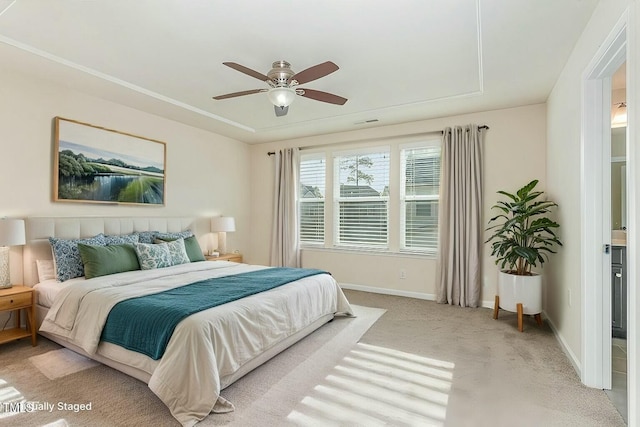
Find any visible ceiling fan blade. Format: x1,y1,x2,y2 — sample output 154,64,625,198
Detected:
299,88,348,105
291,61,339,85
274,105,289,117
212,89,266,100
223,62,269,81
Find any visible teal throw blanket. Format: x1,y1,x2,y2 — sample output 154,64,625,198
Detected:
101,267,327,360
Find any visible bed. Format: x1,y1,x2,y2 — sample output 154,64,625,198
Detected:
23,217,353,426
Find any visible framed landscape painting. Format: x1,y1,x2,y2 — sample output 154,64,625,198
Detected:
53,117,166,206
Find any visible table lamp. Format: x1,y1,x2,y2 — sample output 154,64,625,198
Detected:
0,218,26,289
210,216,235,255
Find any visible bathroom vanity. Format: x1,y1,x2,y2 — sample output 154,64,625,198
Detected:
612,244,626,339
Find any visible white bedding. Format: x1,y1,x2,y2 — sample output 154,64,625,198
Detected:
39,261,352,426
33,278,79,307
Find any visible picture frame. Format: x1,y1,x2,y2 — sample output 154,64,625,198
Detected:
53,117,166,206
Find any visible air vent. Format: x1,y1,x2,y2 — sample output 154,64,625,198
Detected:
354,119,379,125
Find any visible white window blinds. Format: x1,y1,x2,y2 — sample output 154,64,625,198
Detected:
334,149,390,248
299,154,326,243
401,143,441,252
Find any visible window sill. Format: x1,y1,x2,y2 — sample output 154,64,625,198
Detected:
300,245,436,260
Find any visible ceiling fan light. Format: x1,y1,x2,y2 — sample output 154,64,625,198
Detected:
268,87,296,107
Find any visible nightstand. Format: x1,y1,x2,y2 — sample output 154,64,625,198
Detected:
0,286,36,346
206,253,243,263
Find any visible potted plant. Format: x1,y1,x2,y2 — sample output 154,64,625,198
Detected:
486,179,562,330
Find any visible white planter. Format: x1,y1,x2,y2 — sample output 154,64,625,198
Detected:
497,271,542,315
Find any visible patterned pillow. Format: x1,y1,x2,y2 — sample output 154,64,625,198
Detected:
154,237,190,266
156,235,205,262
49,234,107,282
134,231,160,244
104,233,140,245
134,242,172,270
154,230,194,241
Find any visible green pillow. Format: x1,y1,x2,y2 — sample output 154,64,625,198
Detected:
156,235,205,262
77,243,141,279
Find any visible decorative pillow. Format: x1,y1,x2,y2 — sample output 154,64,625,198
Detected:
36,259,56,282
77,243,140,279
154,230,194,241
134,242,172,270
155,235,205,262
134,231,160,244
154,237,190,266
104,233,140,245
49,234,107,282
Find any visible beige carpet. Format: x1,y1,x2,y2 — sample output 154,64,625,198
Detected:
29,349,100,380
0,304,384,426
0,291,627,426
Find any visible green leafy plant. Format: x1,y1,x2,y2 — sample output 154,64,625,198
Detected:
486,179,562,276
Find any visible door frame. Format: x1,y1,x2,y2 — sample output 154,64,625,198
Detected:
581,9,637,425
581,15,625,390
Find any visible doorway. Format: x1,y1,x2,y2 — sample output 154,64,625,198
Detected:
580,15,636,427
580,22,624,391
605,62,627,422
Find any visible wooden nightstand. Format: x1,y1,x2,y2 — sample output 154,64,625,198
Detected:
206,253,243,263
0,286,36,346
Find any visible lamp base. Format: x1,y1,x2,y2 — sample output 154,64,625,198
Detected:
0,246,11,288
217,232,228,255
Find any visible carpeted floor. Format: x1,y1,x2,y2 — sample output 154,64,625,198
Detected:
0,290,627,426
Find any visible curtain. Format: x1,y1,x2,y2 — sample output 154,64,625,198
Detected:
436,125,485,307
270,148,301,267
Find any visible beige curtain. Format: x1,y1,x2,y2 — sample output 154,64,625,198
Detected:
436,125,485,307
270,148,301,267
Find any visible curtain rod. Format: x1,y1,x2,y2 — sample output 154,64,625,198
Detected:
267,124,489,156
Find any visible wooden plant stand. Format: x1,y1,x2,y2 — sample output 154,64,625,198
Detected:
493,295,543,332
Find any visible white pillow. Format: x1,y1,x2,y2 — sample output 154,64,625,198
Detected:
36,259,56,282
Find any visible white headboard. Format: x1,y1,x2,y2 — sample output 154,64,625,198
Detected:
23,216,210,287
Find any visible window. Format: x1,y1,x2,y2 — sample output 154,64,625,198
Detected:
401,143,441,252
334,149,390,248
297,138,441,255
299,154,326,243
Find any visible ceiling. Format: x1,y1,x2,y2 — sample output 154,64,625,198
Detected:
0,0,599,144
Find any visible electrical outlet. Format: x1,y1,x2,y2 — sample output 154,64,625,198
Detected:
399,269,406,279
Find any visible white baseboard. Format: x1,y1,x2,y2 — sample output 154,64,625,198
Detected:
543,310,582,376
339,284,582,376
339,282,436,301
339,283,495,309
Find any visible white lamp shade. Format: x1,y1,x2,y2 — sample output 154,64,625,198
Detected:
211,217,236,233
267,87,296,107
0,219,25,246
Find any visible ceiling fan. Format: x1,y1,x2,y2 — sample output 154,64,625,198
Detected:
212,60,348,117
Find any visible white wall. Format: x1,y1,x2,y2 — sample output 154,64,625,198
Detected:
250,104,546,306
546,0,632,370
0,68,251,284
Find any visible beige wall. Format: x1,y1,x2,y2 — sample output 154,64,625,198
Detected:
0,68,251,283
546,0,633,370
250,104,546,306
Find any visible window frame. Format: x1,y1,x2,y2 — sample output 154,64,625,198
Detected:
333,146,391,250
297,137,441,258
298,152,327,245
399,140,442,254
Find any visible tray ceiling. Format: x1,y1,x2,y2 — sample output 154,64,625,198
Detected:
0,0,599,143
